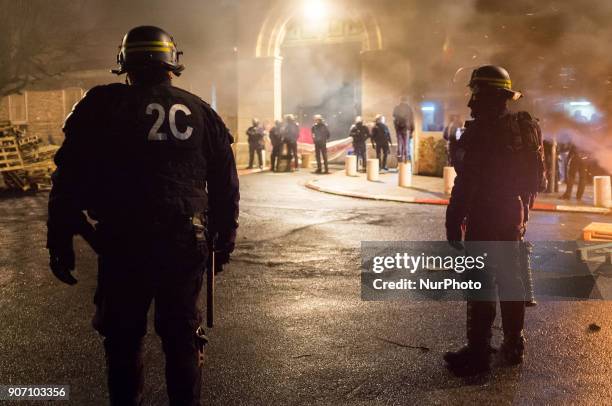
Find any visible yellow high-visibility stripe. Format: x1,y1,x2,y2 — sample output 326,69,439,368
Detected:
124,41,174,48
473,76,512,89
124,46,172,53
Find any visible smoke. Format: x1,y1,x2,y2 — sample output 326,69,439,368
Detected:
7,0,611,170
366,0,612,173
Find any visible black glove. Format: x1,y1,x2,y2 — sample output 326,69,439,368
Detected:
446,223,464,251
213,250,230,273
49,246,77,285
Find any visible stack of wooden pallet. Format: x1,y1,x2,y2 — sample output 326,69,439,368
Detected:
0,122,59,192
582,222,612,241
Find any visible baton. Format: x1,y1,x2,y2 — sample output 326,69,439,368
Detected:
207,246,215,328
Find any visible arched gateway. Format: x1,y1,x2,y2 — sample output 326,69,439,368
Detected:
235,1,411,165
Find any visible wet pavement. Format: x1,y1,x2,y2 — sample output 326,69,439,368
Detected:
0,169,611,405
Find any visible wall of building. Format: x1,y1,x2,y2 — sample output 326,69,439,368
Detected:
0,88,85,145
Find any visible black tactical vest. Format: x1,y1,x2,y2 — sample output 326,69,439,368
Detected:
63,81,210,222
459,111,545,198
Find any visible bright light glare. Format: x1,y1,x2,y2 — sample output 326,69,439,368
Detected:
303,0,328,21
421,106,435,112
569,101,591,106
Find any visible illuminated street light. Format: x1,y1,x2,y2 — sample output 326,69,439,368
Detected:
303,0,329,22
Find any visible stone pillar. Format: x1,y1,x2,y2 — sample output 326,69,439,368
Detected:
236,55,282,166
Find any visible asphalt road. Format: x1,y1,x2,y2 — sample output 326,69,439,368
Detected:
0,169,611,405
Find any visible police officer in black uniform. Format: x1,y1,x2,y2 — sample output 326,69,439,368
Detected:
283,114,300,170
46,26,239,405
349,116,370,172
246,118,265,169
444,65,545,376
311,114,330,174
371,114,392,171
269,119,283,172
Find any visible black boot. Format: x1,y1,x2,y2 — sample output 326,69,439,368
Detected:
161,333,204,406
444,301,495,376
104,337,145,406
444,345,492,375
500,336,525,366
500,301,526,366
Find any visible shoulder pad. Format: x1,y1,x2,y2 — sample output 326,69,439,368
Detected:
516,111,536,122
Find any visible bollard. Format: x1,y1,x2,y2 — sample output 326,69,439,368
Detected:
443,166,456,195
367,159,380,181
345,155,357,176
593,176,612,208
301,153,312,169
398,162,412,187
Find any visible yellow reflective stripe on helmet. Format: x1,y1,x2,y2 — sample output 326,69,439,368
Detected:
124,41,174,48
472,76,512,89
124,46,173,53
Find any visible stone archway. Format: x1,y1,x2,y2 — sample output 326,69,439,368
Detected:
235,1,407,166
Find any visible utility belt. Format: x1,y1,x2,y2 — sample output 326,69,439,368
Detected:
97,211,206,233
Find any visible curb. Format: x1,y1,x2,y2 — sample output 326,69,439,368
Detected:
237,168,268,176
305,179,611,215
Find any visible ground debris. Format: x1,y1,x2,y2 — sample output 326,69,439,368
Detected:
291,354,314,359
375,336,430,352
588,323,601,332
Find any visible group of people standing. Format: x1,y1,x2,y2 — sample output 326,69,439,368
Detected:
246,115,300,171
247,114,331,174
348,96,416,172
247,96,416,174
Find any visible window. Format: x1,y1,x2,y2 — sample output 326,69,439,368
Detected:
63,88,84,117
421,101,444,132
8,92,27,123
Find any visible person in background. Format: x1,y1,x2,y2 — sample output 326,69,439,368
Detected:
311,114,330,174
561,141,590,200
392,95,415,163
282,114,300,171
371,114,392,171
246,118,265,169
349,116,370,172
443,114,462,166
269,120,283,172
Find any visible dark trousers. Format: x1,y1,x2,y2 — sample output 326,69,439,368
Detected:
395,126,412,162
354,143,367,171
270,144,282,171
248,145,263,168
375,143,389,169
287,141,298,169
314,141,328,172
464,199,526,348
93,225,206,406
564,156,588,199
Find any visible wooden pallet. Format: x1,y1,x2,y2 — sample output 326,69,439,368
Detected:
2,170,30,191
0,136,24,171
583,222,612,241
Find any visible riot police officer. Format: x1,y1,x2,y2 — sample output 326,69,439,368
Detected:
246,117,265,169
371,114,392,171
311,114,330,174
46,26,240,405
444,65,545,375
349,116,370,172
283,114,300,170
269,119,283,172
